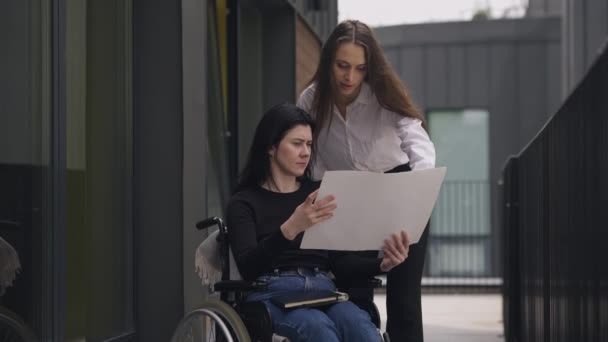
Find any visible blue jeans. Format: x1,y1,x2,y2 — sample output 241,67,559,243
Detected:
247,267,381,342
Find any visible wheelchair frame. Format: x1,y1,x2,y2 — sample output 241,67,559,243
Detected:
0,306,37,342
172,217,389,342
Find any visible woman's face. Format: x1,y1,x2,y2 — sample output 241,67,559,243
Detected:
269,124,312,178
332,42,367,103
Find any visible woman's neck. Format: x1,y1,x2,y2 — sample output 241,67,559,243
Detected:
262,172,299,193
335,87,361,117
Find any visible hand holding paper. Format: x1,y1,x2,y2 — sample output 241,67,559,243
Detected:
280,190,336,240
380,231,410,272
300,167,446,251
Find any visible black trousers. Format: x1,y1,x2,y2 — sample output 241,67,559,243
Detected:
385,163,428,342
386,224,428,342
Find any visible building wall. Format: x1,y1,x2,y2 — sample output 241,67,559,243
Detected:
133,0,186,340
295,16,321,99
375,17,561,275
527,0,562,17
563,0,608,96
237,3,296,170
237,1,326,172
291,0,338,41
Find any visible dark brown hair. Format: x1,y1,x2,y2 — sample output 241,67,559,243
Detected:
310,20,426,139
235,103,316,193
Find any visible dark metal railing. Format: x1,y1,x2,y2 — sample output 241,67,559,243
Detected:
423,180,501,288
502,44,608,341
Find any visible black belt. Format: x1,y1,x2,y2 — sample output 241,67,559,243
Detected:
272,266,328,274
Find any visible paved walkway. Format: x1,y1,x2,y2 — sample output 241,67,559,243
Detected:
374,293,505,342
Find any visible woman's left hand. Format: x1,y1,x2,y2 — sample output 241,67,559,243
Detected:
380,231,410,273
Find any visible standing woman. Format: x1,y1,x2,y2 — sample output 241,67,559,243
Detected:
297,20,436,342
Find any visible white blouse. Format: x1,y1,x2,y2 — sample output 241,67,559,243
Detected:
297,82,436,180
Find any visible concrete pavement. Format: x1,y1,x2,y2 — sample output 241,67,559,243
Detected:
374,293,504,341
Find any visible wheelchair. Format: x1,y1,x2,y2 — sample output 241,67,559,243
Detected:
0,307,37,342
0,236,37,342
171,217,389,342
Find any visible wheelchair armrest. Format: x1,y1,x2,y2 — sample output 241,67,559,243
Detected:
213,280,268,293
196,217,227,234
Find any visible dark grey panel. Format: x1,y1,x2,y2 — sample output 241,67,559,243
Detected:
571,0,587,86
517,43,547,145
290,0,337,41
488,44,519,266
466,45,489,107
262,7,295,108
383,47,400,71
585,0,608,66
425,46,448,109
0,1,34,164
181,0,207,313
133,0,184,340
447,46,466,108
563,0,608,95
547,42,562,116
527,0,562,17
238,9,264,170
489,44,519,174
399,47,426,107
376,17,561,47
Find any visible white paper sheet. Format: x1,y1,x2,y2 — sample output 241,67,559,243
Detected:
300,167,446,250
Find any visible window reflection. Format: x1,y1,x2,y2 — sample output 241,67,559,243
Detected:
65,0,134,339
0,0,51,335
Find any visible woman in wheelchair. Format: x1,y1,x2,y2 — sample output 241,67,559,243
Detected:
226,103,410,342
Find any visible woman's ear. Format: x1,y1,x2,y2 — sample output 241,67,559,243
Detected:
268,145,276,158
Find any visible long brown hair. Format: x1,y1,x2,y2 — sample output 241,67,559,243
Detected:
310,20,426,139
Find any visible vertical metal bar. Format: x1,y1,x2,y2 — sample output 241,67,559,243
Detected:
227,0,239,191
51,0,67,339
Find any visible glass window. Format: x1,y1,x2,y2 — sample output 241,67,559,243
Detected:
428,109,491,277
0,0,51,334
65,0,134,339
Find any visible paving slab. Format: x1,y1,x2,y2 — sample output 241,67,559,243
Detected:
374,293,505,341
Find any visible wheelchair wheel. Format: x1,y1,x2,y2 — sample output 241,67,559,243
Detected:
171,299,250,342
0,307,37,342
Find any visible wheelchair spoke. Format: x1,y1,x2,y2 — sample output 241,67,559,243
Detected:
172,299,250,342
0,310,36,342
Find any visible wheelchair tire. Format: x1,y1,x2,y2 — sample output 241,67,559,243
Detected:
0,306,37,342
171,299,251,342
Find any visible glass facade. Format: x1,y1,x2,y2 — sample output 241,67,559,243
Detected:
428,109,491,278
0,0,52,335
0,0,134,339
65,0,134,339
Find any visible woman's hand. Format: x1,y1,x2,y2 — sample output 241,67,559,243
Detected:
280,189,337,240
380,231,410,273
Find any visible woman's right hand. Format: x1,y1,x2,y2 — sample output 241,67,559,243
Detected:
280,189,337,240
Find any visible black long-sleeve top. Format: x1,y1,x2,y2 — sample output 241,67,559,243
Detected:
226,180,383,281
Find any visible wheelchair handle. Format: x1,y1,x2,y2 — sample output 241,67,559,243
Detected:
195,217,227,235
196,217,231,282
